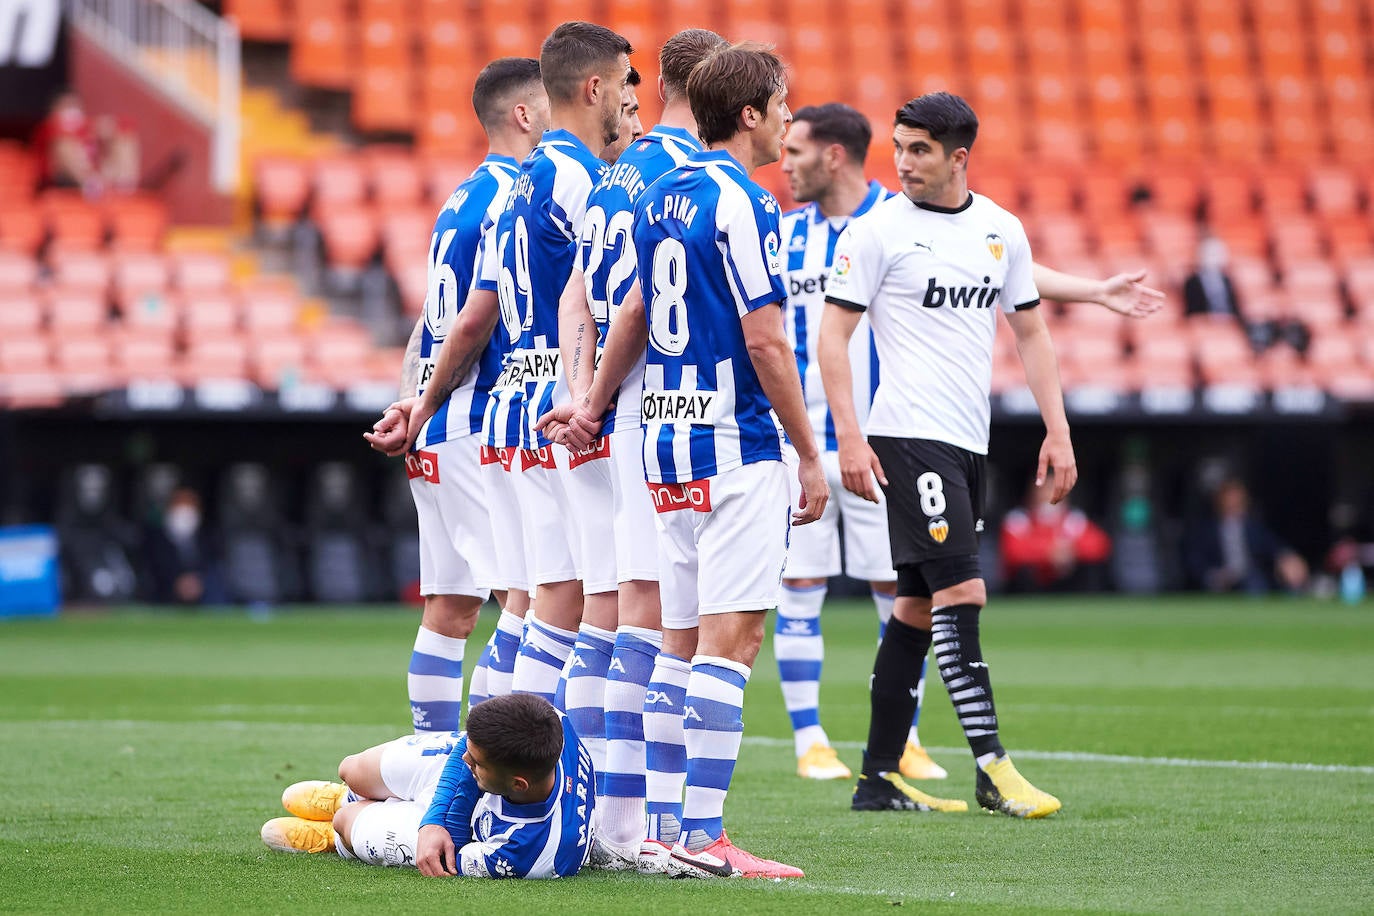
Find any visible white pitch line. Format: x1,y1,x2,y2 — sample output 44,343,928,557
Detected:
739,735,1374,775
12,720,1372,776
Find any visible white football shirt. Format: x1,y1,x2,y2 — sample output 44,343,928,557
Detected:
825,191,1039,454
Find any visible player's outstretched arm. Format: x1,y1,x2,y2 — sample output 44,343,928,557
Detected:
1007,307,1077,504
558,268,597,402
742,302,828,525
1032,263,1164,318
404,288,500,453
818,302,887,503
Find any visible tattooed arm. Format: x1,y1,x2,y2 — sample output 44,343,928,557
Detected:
403,288,501,453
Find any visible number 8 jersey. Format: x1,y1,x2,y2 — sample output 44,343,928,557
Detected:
630,149,788,484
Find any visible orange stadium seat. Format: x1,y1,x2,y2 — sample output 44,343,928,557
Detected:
255,156,312,229
50,251,111,293
1308,164,1360,217
114,332,178,381
53,334,116,393
310,154,369,220
359,1,411,70
0,141,38,203
1323,214,1374,265
240,279,302,335
0,202,46,255
0,335,51,374
111,253,171,313
604,0,655,55
181,291,243,340
43,195,106,251
481,13,535,60
0,294,43,335
226,0,291,42
103,193,169,252
353,65,417,134
317,206,381,271
366,152,424,208
173,252,233,293
291,0,354,90
46,288,110,333
0,251,39,290
119,289,179,334
252,336,310,387
181,336,252,383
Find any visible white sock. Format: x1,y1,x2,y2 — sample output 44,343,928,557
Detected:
408,626,464,733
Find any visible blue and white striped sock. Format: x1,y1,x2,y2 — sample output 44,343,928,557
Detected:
873,589,924,742
511,617,578,706
681,655,750,853
408,626,464,733
600,626,662,845
776,583,828,756
467,609,525,710
643,652,690,846
558,622,615,791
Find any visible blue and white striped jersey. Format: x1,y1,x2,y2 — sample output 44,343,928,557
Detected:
477,202,524,450
416,155,519,447
504,129,606,449
576,126,702,434
781,180,892,451
420,715,594,879
631,149,788,484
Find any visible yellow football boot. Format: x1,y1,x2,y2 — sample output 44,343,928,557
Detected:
975,755,1062,818
281,780,347,821
260,816,336,854
797,743,853,780
899,741,949,780
851,772,968,812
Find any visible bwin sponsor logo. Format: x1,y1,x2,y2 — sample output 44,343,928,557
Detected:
921,276,1001,309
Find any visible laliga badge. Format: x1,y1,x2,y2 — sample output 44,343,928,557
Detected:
928,516,950,543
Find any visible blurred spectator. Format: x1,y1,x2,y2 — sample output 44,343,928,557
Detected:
1000,479,1112,592
1183,236,1243,321
31,92,140,197
142,487,226,605
1183,478,1309,595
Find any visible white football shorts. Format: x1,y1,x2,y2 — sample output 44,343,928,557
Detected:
610,426,658,583
510,446,580,587
653,459,791,629
479,446,531,594
559,435,619,595
407,436,495,599
783,446,896,582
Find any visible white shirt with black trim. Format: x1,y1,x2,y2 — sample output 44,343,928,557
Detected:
825,190,1038,455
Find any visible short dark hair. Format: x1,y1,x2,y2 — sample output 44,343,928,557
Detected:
895,92,979,156
627,66,642,87
465,693,564,779
472,57,542,131
687,43,787,146
660,29,729,98
540,21,633,105
793,103,872,164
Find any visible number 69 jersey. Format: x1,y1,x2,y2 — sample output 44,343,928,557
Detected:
629,149,789,484
420,714,595,879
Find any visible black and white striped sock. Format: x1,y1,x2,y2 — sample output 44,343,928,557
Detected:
932,604,1005,761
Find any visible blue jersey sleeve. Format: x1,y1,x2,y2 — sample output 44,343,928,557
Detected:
718,183,786,316
419,734,480,847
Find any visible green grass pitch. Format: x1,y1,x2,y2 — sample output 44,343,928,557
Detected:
1,596,1370,914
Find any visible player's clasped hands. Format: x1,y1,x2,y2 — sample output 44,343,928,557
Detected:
535,401,604,451
363,398,417,457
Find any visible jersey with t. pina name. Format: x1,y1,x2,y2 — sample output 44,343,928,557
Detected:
781,179,892,451
631,148,788,484
505,129,605,449
577,126,702,434
825,191,1039,455
416,155,519,447
419,714,594,879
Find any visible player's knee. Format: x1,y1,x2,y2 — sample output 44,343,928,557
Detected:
332,802,361,853
337,752,363,786
932,578,986,608
421,594,483,637
783,576,827,589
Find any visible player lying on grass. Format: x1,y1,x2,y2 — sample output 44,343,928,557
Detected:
260,693,595,879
